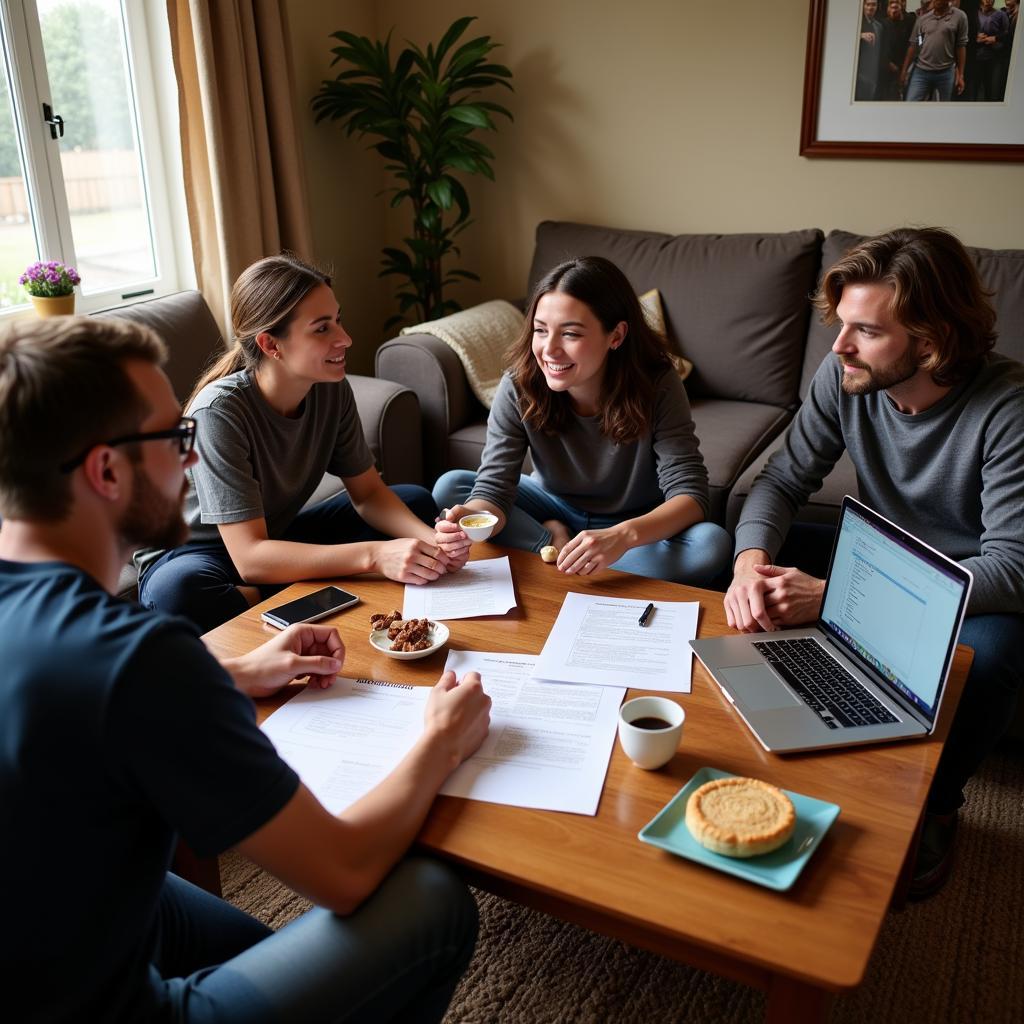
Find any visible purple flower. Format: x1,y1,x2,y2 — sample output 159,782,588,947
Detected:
19,258,81,298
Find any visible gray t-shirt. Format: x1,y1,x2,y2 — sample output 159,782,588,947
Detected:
137,370,374,573
470,370,710,519
915,8,968,70
735,353,1024,615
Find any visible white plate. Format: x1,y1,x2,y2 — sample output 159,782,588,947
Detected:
369,621,450,660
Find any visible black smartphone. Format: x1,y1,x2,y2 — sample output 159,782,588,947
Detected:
261,586,360,629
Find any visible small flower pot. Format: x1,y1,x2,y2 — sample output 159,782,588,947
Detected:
30,293,75,318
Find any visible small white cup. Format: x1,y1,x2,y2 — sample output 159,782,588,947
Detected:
618,696,685,770
458,511,498,541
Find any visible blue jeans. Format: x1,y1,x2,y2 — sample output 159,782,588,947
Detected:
140,485,438,633
905,64,955,102
433,470,733,587
779,523,1024,814
149,859,477,1023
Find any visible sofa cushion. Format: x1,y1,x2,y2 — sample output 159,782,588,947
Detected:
801,230,1024,398
96,290,223,403
689,399,793,525
527,221,823,409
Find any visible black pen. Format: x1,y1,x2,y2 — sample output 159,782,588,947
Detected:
638,602,654,627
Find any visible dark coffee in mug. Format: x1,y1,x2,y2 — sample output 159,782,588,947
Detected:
630,716,672,730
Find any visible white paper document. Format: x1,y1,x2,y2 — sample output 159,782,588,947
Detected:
403,555,516,620
533,592,699,693
261,677,429,814
441,650,624,815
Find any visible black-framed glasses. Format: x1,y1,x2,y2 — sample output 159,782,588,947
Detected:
59,417,197,473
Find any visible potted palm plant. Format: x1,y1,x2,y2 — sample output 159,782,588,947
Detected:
312,16,512,329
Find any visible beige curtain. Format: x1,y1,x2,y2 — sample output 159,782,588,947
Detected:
167,0,314,335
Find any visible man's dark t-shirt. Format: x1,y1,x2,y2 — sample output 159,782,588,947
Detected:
0,560,299,1021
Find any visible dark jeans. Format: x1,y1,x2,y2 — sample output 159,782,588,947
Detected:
149,861,477,1023
780,523,1024,814
140,485,438,633
973,58,1005,102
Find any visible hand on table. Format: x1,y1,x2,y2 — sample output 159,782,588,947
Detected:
724,559,825,633
556,526,629,575
424,670,491,770
372,537,448,584
227,623,345,698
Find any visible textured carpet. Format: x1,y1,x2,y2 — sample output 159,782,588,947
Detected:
221,741,1024,1022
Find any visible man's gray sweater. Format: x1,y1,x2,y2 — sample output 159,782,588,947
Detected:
734,354,1024,615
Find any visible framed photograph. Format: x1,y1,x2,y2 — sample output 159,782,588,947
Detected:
801,0,1024,160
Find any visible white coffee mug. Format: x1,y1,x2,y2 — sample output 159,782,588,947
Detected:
618,696,685,770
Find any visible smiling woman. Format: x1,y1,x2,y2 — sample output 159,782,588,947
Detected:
136,254,446,633
432,256,733,588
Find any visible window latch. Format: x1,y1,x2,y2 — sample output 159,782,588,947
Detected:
42,102,65,140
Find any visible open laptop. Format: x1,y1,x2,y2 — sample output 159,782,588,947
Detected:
691,496,972,753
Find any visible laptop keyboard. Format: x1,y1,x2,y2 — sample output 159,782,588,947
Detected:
751,638,899,730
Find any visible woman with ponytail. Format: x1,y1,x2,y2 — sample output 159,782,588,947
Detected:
138,254,448,631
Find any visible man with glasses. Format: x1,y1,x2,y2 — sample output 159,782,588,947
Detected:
0,316,490,1022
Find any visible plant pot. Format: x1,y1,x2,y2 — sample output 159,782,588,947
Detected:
30,293,76,318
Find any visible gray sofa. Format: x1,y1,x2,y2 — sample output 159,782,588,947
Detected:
95,290,423,595
376,221,1024,532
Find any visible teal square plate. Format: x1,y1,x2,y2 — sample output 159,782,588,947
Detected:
638,767,840,891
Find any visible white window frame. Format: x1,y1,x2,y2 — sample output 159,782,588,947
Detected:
0,0,191,317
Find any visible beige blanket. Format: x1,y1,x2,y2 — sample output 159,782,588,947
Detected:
402,300,524,409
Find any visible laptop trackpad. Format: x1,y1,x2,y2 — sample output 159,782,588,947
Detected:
721,666,802,710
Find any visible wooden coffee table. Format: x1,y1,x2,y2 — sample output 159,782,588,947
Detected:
203,543,970,1022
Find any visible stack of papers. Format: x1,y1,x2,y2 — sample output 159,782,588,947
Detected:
261,655,623,816
261,581,699,819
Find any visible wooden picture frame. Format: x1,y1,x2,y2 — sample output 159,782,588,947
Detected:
800,0,1024,161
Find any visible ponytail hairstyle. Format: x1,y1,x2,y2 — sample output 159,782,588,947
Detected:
508,256,674,443
187,253,331,409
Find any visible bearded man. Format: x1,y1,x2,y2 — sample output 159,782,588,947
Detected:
725,227,1024,900
0,315,489,1022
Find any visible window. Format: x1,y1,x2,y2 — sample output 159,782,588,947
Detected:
0,0,189,314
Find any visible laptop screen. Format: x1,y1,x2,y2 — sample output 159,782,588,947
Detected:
819,500,971,721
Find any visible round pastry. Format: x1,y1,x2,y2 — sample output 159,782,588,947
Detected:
685,777,795,858
540,545,558,563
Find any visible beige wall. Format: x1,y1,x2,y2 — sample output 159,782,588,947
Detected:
288,0,1024,360
285,0,384,373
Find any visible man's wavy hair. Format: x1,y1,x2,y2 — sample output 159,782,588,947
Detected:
508,256,674,443
815,227,997,386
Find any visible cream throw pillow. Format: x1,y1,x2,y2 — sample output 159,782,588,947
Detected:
638,288,693,381
402,288,692,410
